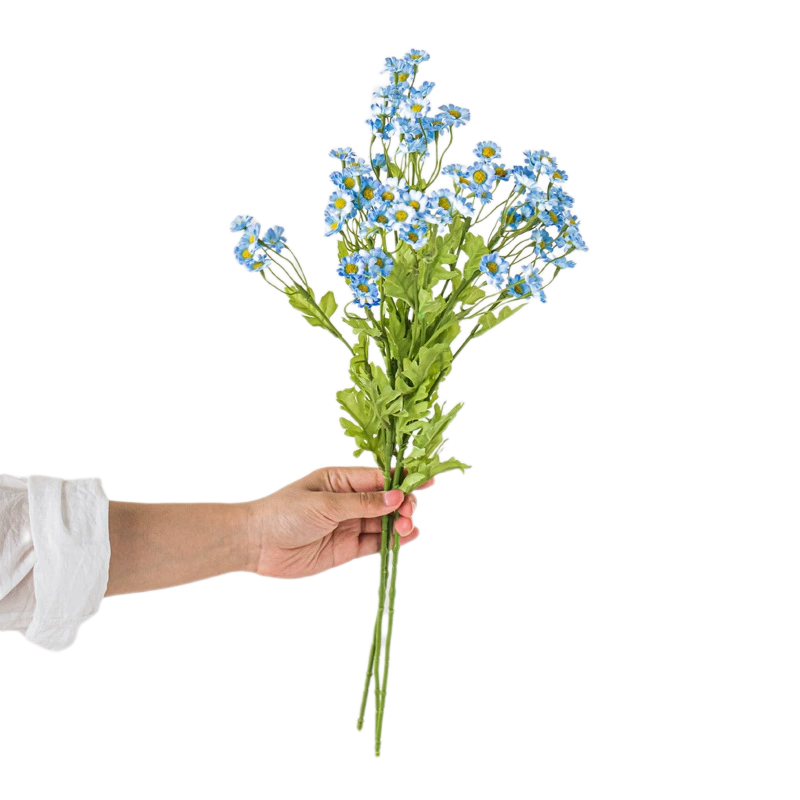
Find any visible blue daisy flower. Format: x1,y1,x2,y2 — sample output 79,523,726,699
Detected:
324,209,346,237
479,253,510,285
330,168,360,193
330,147,354,161
438,104,470,127
358,176,380,206
351,277,381,308
474,141,501,161
245,248,271,273
415,80,435,97
234,237,260,265
329,189,355,217
524,149,557,176
386,203,417,228
492,163,510,182
400,93,430,119
550,166,568,184
262,226,287,253
399,221,429,250
377,178,407,205
363,248,394,279
230,215,253,232
405,49,430,65
337,254,365,280
367,203,392,230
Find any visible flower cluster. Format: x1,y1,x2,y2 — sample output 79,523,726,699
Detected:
337,247,395,308
230,216,286,273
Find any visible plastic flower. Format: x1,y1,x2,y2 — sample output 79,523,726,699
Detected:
234,237,260,265
525,149,556,176
549,167,568,184
479,253,510,285
399,220,428,250
439,104,470,127
337,254,364,279
367,203,392,230
330,169,360,193
230,215,253,232
324,209,346,237
329,189,355,217
263,226,287,253
492,163,510,181
330,147,354,161
400,93,430,119
386,203,416,228
405,48,430,64
351,277,381,308
364,248,394,279
240,221,260,247
377,178,407,204
402,189,429,217
474,141,501,161
244,248,271,273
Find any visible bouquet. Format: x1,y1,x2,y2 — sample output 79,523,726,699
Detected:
229,48,586,755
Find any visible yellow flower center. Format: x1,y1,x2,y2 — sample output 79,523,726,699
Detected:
334,198,347,210
459,176,470,185
495,167,507,178
487,261,498,274
242,248,252,259
398,72,409,82
448,109,461,119
438,197,451,210
381,190,395,202
552,171,562,180
375,258,384,267
407,232,418,242
473,169,488,184
411,103,423,113
395,210,409,222
330,221,338,230
409,200,420,210
513,283,525,295
344,177,356,189
377,214,388,224
345,264,358,274
363,187,375,200
481,147,496,158
357,283,370,293
549,210,559,224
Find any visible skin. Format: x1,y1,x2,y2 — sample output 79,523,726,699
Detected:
104,466,432,596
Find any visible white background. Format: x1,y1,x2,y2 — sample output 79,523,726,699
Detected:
1,1,798,797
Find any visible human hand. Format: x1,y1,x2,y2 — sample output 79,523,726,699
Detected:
244,466,433,579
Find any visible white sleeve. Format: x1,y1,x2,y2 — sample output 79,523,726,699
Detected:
0,474,110,651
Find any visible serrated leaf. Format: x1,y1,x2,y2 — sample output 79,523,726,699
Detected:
474,304,524,337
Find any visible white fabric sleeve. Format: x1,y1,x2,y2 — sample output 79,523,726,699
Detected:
0,474,110,651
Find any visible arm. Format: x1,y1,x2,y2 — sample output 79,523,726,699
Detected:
105,466,428,596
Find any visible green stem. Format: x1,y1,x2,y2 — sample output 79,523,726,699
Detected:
375,439,406,756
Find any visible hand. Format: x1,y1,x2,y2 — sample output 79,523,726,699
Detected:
244,466,433,579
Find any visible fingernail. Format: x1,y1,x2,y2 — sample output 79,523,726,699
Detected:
384,489,404,506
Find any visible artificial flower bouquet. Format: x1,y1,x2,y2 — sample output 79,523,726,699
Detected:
229,48,586,756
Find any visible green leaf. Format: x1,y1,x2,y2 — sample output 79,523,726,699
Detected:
388,162,404,179
399,472,428,493
319,290,337,318
337,240,348,260
474,304,525,337
463,233,489,280
384,269,417,307
459,286,486,305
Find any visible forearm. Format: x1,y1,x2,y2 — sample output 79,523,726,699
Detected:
105,500,255,596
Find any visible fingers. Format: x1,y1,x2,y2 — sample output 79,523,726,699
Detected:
303,466,385,494
319,488,404,523
356,528,419,558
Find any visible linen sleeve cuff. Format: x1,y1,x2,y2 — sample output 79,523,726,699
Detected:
24,476,110,651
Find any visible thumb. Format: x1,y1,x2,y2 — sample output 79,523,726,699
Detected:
320,488,405,522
